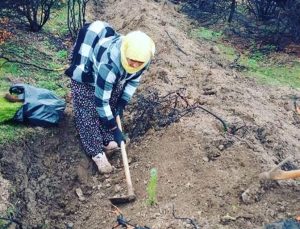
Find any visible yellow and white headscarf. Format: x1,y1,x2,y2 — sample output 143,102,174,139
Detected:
121,31,155,74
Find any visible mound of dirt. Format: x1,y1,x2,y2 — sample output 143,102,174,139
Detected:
0,0,299,228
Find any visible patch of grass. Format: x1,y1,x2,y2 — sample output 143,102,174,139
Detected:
190,25,300,88
247,61,300,88
190,27,223,41
217,44,237,62
0,97,22,123
233,49,300,88
56,50,68,60
0,124,25,144
0,61,20,76
0,122,41,145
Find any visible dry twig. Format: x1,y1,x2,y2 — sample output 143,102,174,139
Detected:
165,30,188,55
0,54,66,72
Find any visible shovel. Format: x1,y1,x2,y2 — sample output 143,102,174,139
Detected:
259,157,300,180
109,116,136,205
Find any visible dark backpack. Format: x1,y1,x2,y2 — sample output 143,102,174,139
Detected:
9,84,66,127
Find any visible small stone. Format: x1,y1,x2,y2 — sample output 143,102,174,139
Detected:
105,183,111,188
278,206,286,212
114,184,121,193
97,184,102,190
66,222,74,229
241,189,251,204
202,156,209,162
171,193,177,199
218,145,225,151
185,182,193,188
75,188,85,201
154,213,161,217
150,213,161,219
220,214,236,224
128,157,132,164
105,178,112,183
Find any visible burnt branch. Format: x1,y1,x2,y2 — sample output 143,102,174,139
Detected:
127,89,228,141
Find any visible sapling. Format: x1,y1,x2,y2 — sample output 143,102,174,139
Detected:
146,168,158,206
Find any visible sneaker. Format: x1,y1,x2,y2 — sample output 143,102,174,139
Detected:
92,153,113,174
103,141,120,157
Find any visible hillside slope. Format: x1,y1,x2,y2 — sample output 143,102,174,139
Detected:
0,0,299,228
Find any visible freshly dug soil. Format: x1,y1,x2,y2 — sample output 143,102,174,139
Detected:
0,0,299,228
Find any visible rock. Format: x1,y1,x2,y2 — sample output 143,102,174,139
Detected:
171,193,177,199
241,183,263,204
75,188,85,201
151,212,161,219
105,178,112,183
202,156,209,162
128,157,133,164
66,222,74,229
278,205,286,212
220,214,237,224
154,212,161,217
241,188,251,204
218,144,225,151
185,182,193,188
97,184,102,190
114,184,121,192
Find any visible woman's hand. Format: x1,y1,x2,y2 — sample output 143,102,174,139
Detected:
112,127,126,146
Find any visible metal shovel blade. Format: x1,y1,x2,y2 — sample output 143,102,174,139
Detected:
109,194,136,205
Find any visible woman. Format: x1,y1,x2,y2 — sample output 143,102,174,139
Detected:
65,21,155,174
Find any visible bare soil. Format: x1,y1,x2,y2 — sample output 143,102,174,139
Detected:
0,0,300,228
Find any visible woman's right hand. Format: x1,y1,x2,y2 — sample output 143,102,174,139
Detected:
112,127,126,146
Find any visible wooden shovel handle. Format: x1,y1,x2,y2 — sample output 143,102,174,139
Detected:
260,168,300,180
271,169,300,180
259,158,300,180
116,116,135,197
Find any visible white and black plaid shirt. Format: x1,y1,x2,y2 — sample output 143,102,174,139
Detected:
65,21,149,128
